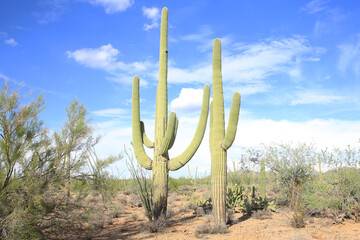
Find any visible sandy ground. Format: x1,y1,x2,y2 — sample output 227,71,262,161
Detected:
83,195,360,240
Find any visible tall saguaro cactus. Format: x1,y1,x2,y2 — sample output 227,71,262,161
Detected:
132,7,210,220
210,38,241,225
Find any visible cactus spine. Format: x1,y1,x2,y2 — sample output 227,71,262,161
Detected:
132,7,210,220
210,38,241,225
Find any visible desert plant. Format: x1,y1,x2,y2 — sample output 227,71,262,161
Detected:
194,223,229,238
226,184,274,213
252,208,272,220
260,158,266,199
132,7,210,220
210,38,241,224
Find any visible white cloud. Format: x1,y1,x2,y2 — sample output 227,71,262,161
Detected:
86,0,134,14
167,36,320,97
67,36,321,94
235,117,360,150
143,6,160,31
93,113,360,177
291,91,346,105
92,108,128,118
66,44,157,84
305,57,321,62
170,88,205,114
338,34,360,76
302,0,329,14
301,1,346,37
66,44,119,71
4,38,18,46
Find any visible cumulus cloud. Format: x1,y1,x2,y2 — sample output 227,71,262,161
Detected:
4,38,18,46
93,113,360,177
235,117,360,150
66,44,119,71
86,0,134,14
143,6,161,31
66,44,157,84
170,88,205,114
338,34,360,76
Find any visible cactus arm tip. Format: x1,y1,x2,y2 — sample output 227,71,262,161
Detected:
140,121,154,148
168,116,178,150
132,75,153,170
159,111,177,155
221,92,241,150
168,84,210,171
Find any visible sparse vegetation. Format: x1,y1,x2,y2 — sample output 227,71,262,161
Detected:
195,223,229,238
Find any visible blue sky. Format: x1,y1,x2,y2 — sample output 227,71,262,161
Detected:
1,0,360,177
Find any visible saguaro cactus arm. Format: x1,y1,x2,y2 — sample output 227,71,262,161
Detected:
140,121,154,148
212,38,225,143
168,116,178,150
221,92,241,150
159,112,177,155
168,84,210,171
132,75,153,170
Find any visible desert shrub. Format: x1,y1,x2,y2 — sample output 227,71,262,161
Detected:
262,142,317,227
128,194,142,207
169,177,192,192
141,214,169,233
166,208,176,218
129,213,139,221
125,148,154,221
194,223,229,238
0,82,121,239
253,208,272,220
116,193,128,205
176,184,196,196
168,192,178,204
303,146,360,222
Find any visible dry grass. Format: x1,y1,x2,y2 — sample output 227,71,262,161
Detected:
252,208,273,220
194,223,229,238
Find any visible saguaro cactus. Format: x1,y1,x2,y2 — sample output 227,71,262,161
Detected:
260,158,266,199
132,7,210,220
210,38,241,225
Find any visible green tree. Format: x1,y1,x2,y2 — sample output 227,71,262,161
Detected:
54,99,95,201
0,80,51,239
0,81,45,192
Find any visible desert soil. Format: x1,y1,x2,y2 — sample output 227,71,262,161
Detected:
55,194,360,240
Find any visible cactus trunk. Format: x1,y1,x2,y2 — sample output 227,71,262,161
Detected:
132,7,210,220
211,148,227,224
152,155,168,218
210,39,241,225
